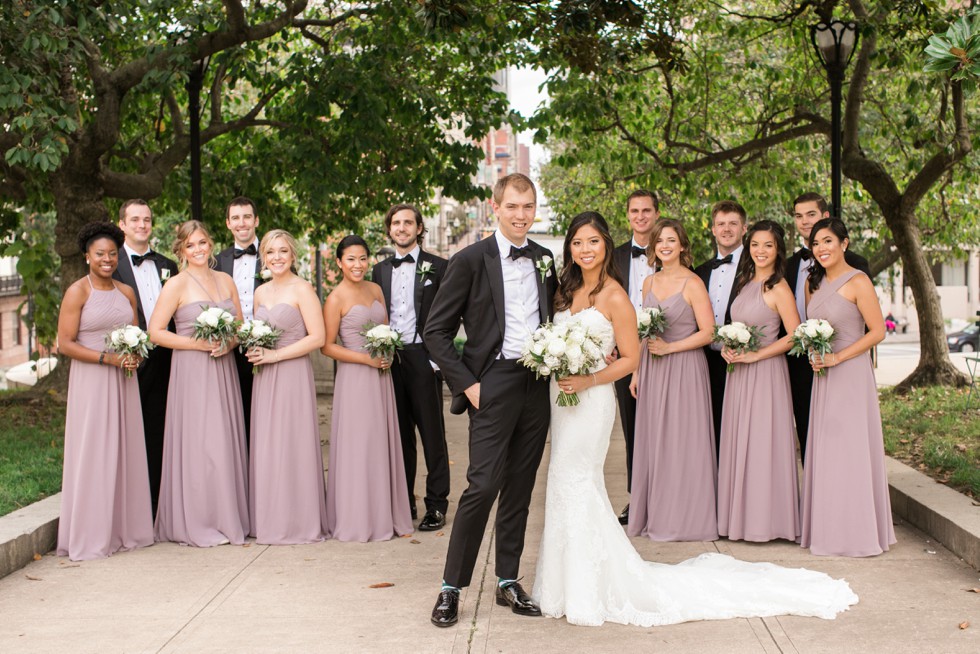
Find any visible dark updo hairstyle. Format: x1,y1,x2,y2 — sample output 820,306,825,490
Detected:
336,234,370,259
807,217,849,293
732,220,787,298
555,211,624,312
77,221,125,253
646,218,693,268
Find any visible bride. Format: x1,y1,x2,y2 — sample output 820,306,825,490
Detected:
531,211,858,627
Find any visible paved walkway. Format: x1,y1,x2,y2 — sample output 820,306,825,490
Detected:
1,355,978,653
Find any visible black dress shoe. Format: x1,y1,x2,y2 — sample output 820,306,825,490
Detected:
495,582,541,617
419,510,446,531
618,504,629,525
431,589,459,627
411,505,418,521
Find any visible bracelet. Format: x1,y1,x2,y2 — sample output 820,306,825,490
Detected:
98,351,106,366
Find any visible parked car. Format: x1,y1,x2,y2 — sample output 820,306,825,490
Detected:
947,323,979,353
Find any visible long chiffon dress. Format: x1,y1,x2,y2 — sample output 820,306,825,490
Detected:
248,303,328,544
154,298,250,547
57,280,154,560
325,300,413,542
717,281,800,542
801,269,896,556
628,282,718,541
533,308,858,627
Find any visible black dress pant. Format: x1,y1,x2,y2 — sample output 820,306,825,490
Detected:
703,347,726,461
232,348,253,452
786,353,813,464
391,345,450,515
442,360,550,588
136,345,172,516
613,376,636,491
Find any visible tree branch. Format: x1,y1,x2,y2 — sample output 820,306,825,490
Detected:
293,6,376,29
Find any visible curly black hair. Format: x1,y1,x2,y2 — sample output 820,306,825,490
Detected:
77,222,126,253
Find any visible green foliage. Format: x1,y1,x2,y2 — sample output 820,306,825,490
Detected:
924,10,980,81
0,212,60,347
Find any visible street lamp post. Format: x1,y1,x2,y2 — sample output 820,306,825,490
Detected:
186,56,210,223
810,20,859,219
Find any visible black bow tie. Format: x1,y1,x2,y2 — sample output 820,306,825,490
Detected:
509,245,532,261
233,244,257,259
800,248,813,261
707,253,734,270
391,253,415,268
131,252,152,267
631,245,647,259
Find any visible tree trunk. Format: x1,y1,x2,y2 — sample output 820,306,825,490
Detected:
886,208,969,391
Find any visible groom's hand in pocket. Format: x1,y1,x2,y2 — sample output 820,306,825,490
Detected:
465,383,481,410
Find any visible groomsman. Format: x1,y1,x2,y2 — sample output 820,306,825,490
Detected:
785,192,870,462
372,203,450,531
694,200,748,457
113,199,179,516
424,173,557,627
214,196,263,449
611,189,659,525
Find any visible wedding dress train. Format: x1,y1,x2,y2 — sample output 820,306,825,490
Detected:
531,308,858,627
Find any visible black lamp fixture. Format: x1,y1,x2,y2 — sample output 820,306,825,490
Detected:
187,54,211,223
810,20,859,219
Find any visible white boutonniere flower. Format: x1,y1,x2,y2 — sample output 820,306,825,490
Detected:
416,260,434,282
160,269,171,283
535,256,553,283
256,268,272,281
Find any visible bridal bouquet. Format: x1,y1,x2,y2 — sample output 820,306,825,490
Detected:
712,322,764,372
237,319,283,374
789,318,836,377
193,306,238,350
637,306,668,358
361,322,404,374
519,321,605,407
105,325,154,377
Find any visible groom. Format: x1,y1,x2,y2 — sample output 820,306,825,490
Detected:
423,173,557,627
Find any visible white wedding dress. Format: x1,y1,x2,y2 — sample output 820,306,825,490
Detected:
531,308,858,627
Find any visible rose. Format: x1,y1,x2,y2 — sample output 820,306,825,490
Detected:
200,311,220,328
816,321,834,338
803,322,818,338
122,325,142,347
546,338,567,356
160,269,171,282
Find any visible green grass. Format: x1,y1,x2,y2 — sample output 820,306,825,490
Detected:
879,386,980,499
0,391,65,516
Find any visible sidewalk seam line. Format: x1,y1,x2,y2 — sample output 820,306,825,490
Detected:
468,523,494,653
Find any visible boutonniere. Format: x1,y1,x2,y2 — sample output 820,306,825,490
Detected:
416,260,434,282
535,256,553,283
160,269,171,284
255,268,272,282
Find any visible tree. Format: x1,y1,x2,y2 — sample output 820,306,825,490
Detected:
533,0,979,389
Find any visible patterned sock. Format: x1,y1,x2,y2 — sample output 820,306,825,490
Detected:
441,581,459,593
498,578,517,588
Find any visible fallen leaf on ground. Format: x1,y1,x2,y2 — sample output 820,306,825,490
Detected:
955,443,967,452
32,553,42,561
410,539,421,544
959,621,969,630
899,439,909,444
400,534,412,538
25,575,41,581
242,543,251,548
369,582,395,589
965,588,980,593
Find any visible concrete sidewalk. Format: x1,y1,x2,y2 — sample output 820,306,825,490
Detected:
1,394,979,654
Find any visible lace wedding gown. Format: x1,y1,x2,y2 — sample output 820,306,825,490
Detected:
531,308,858,627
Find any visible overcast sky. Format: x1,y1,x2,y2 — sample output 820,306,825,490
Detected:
507,66,550,176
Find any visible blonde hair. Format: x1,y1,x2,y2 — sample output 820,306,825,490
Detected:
492,173,536,204
259,229,299,274
172,220,216,269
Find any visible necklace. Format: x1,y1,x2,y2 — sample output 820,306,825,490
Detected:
87,273,114,291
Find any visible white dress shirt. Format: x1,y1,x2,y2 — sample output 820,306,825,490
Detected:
123,243,162,322
629,238,655,310
494,230,540,360
232,239,258,320
795,253,813,321
708,245,743,350
389,245,421,344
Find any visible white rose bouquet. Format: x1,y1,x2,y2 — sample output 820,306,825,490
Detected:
789,318,836,377
193,306,238,350
237,319,283,374
519,321,605,407
104,325,154,377
360,322,405,374
712,322,764,372
637,306,668,358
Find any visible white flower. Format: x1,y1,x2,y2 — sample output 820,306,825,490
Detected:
122,325,142,347
546,338,567,356
566,343,583,362
110,330,124,346
816,321,834,338
260,268,272,281
544,354,560,368
803,321,818,338
735,326,751,343
200,311,220,328
539,365,551,376
160,269,170,281
531,342,545,356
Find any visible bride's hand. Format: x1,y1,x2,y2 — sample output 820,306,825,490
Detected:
557,374,593,394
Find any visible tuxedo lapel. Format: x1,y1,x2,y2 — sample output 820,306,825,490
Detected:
114,254,147,328
252,255,263,292
614,242,632,295
483,247,506,342
531,246,550,324
377,259,393,310
413,258,425,324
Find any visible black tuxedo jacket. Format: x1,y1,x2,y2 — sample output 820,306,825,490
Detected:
423,237,558,414
613,241,634,297
785,247,871,300
372,249,447,344
694,256,739,325
214,244,264,293
113,251,179,331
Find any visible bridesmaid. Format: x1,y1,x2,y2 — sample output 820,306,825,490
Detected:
245,229,328,544
148,220,249,547
717,221,802,542
56,222,154,560
801,218,895,556
628,219,718,541
321,235,413,542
